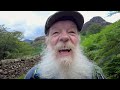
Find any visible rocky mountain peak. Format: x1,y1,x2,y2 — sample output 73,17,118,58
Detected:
89,16,106,23
81,16,112,32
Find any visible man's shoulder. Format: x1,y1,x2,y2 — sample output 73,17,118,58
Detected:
92,64,106,79
24,65,42,79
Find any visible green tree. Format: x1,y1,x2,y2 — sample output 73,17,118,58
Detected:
0,25,34,60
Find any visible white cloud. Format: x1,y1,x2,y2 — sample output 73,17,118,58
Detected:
0,11,47,40
0,11,44,27
79,11,108,23
105,13,120,23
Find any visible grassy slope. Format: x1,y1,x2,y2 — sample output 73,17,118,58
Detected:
81,20,120,79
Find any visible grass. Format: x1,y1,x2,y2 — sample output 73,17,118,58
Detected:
17,74,25,79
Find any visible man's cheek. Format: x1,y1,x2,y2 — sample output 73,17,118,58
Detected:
51,38,58,46
71,38,78,45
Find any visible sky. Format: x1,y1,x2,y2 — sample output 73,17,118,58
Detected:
0,11,120,40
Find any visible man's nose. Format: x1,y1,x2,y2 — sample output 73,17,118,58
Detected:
59,31,69,42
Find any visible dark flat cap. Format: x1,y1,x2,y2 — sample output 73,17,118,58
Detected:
45,11,84,35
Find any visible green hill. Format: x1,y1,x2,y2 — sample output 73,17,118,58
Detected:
81,20,120,79
31,36,45,56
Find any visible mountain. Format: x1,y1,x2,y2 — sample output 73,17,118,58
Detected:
31,36,45,47
30,36,46,55
23,39,33,44
34,36,45,43
81,16,112,35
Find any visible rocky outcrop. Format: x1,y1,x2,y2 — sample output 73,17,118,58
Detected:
34,36,45,43
81,16,112,32
0,55,41,79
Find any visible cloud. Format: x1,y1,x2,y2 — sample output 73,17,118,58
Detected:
0,11,48,40
79,11,109,23
24,26,45,40
105,13,120,23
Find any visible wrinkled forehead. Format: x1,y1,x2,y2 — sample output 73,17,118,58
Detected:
49,20,78,30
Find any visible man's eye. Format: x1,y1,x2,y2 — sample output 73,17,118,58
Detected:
69,31,75,33
53,32,59,35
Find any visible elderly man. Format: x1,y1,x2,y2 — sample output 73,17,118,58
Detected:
25,11,105,79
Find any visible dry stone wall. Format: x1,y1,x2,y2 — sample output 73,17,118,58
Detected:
0,55,41,79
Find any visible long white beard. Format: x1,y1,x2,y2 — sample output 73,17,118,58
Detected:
38,42,94,79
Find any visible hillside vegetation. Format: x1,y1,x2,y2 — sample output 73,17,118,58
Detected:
0,25,44,60
81,20,120,79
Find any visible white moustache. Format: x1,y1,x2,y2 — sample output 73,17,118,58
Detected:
54,42,75,51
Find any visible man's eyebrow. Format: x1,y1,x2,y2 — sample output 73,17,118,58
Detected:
50,26,58,30
49,27,60,33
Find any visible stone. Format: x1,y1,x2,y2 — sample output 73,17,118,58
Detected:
0,55,40,79
3,71,8,75
0,69,3,74
8,70,14,73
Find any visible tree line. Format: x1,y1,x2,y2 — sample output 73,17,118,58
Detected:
0,25,43,60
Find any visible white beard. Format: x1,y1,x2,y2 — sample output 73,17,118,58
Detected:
38,41,94,79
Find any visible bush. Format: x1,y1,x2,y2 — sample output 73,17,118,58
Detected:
81,20,120,79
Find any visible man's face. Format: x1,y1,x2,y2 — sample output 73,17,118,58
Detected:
40,20,93,78
46,20,80,60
